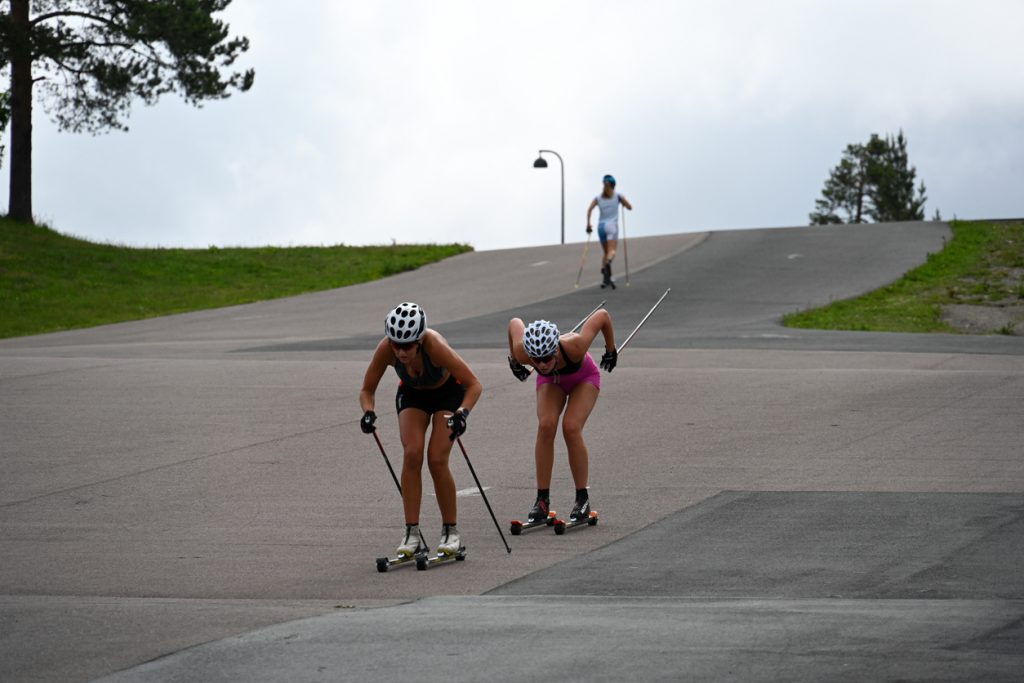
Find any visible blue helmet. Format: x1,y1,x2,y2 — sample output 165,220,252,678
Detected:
602,174,616,187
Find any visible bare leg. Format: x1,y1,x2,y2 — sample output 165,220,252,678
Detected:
426,411,458,524
562,383,600,489
535,384,567,489
398,408,430,524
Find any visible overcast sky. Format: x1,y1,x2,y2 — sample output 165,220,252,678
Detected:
5,0,1023,251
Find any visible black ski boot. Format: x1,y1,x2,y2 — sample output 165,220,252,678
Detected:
569,496,592,522
601,263,616,290
510,495,556,534
553,493,598,534
528,497,551,524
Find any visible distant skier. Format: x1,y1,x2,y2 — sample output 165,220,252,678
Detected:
359,302,482,559
586,174,633,288
506,310,617,527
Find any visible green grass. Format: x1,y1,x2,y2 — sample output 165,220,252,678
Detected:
0,216,471,339
783,220,1024,333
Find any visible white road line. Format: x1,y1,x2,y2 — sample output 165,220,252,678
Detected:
430,487,491,498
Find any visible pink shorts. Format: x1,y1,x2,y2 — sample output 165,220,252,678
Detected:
536,352,601,393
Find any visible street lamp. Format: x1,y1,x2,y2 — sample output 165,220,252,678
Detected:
533,149,564,244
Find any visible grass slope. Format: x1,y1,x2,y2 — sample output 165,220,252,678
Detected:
0,217,471,339
783,220,1024,333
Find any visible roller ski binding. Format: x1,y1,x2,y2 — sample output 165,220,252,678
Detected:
510,498,557,535
553,497,598,535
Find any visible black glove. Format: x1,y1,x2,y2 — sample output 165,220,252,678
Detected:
600,349,618,372
360,410,377,434
447,409,468,441
586,224,593,234
508,355,531,381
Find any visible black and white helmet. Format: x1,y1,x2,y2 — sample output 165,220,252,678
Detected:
523,320,560,358
385,302,427,343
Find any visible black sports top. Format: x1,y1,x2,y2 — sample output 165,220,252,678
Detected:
394,345,448,388
536,342,583,377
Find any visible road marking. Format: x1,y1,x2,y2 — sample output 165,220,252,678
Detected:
530,261,550,267
787,253,803,260
428,487,491,498
457,486,490,497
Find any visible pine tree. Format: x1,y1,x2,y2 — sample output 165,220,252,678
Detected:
809,143,869,225
810,131,927,225
1,0,254,223
866,131,927,222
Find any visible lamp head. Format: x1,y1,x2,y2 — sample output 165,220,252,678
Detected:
533,156,548,168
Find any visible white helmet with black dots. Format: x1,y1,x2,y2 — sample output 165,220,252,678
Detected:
385,302,427,343
523,320,560,358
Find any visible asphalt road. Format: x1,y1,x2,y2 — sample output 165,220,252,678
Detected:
1,222,1022,682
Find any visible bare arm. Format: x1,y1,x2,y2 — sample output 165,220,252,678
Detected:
507,318,532,364
619,194,633,211
563,309,615,358
586,198,599,229
423,331,482,413
359,338,393,413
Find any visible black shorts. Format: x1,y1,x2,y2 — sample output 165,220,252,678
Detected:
395,375,465,416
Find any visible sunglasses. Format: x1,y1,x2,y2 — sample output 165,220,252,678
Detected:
531,354,555,364
390,340,418,351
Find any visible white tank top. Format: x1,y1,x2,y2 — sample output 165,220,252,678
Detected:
595,192,620,224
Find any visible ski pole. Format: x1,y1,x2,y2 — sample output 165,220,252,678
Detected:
371,430,430,549
570,299,606,333
617,288,670,354
621,206,630,287
574,232,592,288
372,431,402,494
455,437,512,554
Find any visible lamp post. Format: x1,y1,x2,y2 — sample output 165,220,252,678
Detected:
533,149,564,244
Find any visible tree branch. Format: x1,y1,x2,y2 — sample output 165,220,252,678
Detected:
31,10,128,33
61,39,137,51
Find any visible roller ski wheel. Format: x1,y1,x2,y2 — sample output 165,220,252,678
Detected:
553,510,598,535
510,510,557,535
375,549,427,572
416,545,467,570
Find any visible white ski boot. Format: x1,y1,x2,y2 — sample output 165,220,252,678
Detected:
397,524,427,558
437,524,463,556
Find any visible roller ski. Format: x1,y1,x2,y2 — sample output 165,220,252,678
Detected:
553,497,598,535
416,524,467,570
376,524,430,573
510,498,557,535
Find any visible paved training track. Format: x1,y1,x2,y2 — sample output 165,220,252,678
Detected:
1,222,1022,682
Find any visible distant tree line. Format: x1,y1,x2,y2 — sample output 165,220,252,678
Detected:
810,131,927,225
